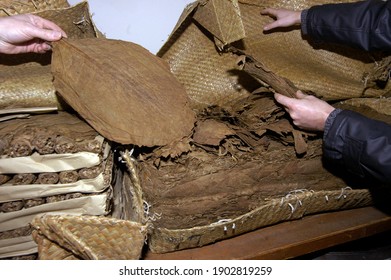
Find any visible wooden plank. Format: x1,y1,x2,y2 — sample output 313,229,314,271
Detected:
144,207,391,260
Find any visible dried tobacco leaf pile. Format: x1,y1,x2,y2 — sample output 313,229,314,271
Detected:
136,93,391,253
130,0,391,253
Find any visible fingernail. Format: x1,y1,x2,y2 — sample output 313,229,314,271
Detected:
43,43,52,51
52,31,62,39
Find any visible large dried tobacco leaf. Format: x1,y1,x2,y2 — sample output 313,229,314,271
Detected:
52,38,196,146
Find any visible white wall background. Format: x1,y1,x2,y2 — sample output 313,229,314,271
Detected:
67,0,194,54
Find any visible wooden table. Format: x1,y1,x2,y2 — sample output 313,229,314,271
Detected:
144,206,391,260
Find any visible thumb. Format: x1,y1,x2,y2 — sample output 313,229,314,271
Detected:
263,21,281,31
28,26,63,42
274,92,293,107
294,90,307,99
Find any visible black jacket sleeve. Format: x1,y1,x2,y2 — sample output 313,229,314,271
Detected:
323,109,391,184
301,0,391,51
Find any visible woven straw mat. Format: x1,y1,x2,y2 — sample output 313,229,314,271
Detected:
0,1,101,113
158,0,391,112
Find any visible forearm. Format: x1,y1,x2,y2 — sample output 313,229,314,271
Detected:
323,109,391,183
302,0,391,51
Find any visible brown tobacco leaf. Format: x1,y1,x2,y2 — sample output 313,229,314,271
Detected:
51,38,196,146
193,119,235,146
262,119,309,155
236,52,298,98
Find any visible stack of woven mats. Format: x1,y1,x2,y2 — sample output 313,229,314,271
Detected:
1,0,391,260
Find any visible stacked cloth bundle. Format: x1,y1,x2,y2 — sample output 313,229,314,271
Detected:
0,0,109,259
0,112,113,259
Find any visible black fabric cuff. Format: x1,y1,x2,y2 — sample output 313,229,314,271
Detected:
301,9,309,35
323,108,342,142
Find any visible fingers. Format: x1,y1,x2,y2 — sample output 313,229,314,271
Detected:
261,8,279,31
261,8,302,32
260,8,278,17
29,15,67,38
294,90,307,99
27,26,63,42
274,92,294,108
20,14,66,43
263,21,281,32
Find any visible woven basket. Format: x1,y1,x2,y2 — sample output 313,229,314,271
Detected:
32,215,147,260
158,0,391,111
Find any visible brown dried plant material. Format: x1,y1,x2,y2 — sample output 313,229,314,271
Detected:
9,132,35,157
8,173,36,185
0,0,69,16
78,165,102,180
0,112,101,156
24,198,45,209
0,226,32,240
51,38,196,146
0,2,101,114
236,53,298,98
76,139,102,154
0,201,24,212
0,174,11,185
0,136,10,155
193,119,235,146
32,130,56,155
35,173,59,184
59,170,79,184
54,135,77,154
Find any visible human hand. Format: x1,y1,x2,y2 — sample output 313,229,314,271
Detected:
0,14,66,54
274,91,335,131
261,8,302,31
